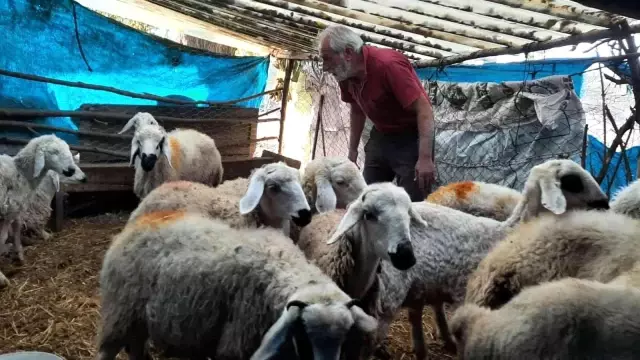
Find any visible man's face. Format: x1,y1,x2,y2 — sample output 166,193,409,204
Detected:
320,38,355,82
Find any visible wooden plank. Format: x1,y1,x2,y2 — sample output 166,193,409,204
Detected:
260,150,301,169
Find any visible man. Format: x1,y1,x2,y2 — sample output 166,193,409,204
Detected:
316,25,437,201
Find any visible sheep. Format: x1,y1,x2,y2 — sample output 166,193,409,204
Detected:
0,134,87,288
464,207,640,311
450,277,640,359
16,153,83,246
123,116,223,199
126,161,312,236
426,181,522,221
426,159,609,222
117,112,159,134
322,159,610,360
610,178,640,220
301,156,367,214
296,183,422,358
95,209,379,360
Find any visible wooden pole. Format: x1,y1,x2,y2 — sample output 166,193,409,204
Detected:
0,68,278,107
311,94,325,160
414,22,640,68
278,60,295,155
0,120,132,140
0,108,280,124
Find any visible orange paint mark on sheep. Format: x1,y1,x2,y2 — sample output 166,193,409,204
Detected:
134,209,187,229
169,136,181,171
426,181,477,204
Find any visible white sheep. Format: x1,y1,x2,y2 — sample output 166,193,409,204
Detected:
126,161,312,236
451,277,640,359
324,159,610,359
301,156,367,213
464,207,640,311
426,159,610,222
0,134,87,288
95,209,378,360
426,181,522,221
122,115,224,199
16,153,84,246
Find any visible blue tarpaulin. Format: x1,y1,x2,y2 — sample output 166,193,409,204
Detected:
416,57,626,99
581,135,640,197
0,0,270,145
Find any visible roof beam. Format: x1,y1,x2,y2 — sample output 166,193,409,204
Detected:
414,20,640,68
244,0,505,50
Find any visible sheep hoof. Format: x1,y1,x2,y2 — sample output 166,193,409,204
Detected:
372,343,392,360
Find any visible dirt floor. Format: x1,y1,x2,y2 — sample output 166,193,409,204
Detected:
0,213,455,360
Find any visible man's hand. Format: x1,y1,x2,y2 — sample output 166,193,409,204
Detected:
348,148,358,164
415,156,436,193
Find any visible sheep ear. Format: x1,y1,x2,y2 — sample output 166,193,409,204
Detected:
161,137,173,169
130,141,140,167
315,176,337,213
538,176,566,215
349,304,378,333
327,197,363,244
72,152,80,163
250,304,302,360
409,205,428,229
51,172,60,192
239,169,266,215
33,149,46,178
119,114,141,134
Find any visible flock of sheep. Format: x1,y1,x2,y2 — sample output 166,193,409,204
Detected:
2,111,640,359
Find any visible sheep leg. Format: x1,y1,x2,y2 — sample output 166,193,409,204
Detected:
408,306,427,360
11,220,24,265
433,303,456,353
95,343,121,360
0,270,9,288
126,340,152,360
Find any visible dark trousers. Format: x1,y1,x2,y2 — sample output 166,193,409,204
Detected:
363,127,427,202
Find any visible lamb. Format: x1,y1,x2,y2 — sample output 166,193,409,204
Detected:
450,277,640,359
122,114,223,199
0,134,87,288
426,181,522,221
322,159,610,359
16,153,84,246
464,207,640,311
95,209,378,360
126,161,312,236
301,156,367,213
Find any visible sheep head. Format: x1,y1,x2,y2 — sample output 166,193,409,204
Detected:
513,159,609,222
130,124,172,172
314,157,367,213
239,162,312,227
326,182,425,271
250,284,377,360
29,135,87,184
118,112,159,134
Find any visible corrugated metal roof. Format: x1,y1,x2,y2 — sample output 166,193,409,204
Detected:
145,0,640,62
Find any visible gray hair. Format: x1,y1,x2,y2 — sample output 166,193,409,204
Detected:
317,25,364,54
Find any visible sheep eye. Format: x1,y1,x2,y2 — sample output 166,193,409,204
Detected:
363,211,377,221
335,179,346,186
268,184,281,193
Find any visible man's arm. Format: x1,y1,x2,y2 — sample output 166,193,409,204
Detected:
410,95,435,162
349,103,366,159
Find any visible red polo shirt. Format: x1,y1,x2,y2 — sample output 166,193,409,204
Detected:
338,45,430,134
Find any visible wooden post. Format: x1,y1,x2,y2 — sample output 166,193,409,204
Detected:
278,60,295,155
581,124,588,169
311,94,325,160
